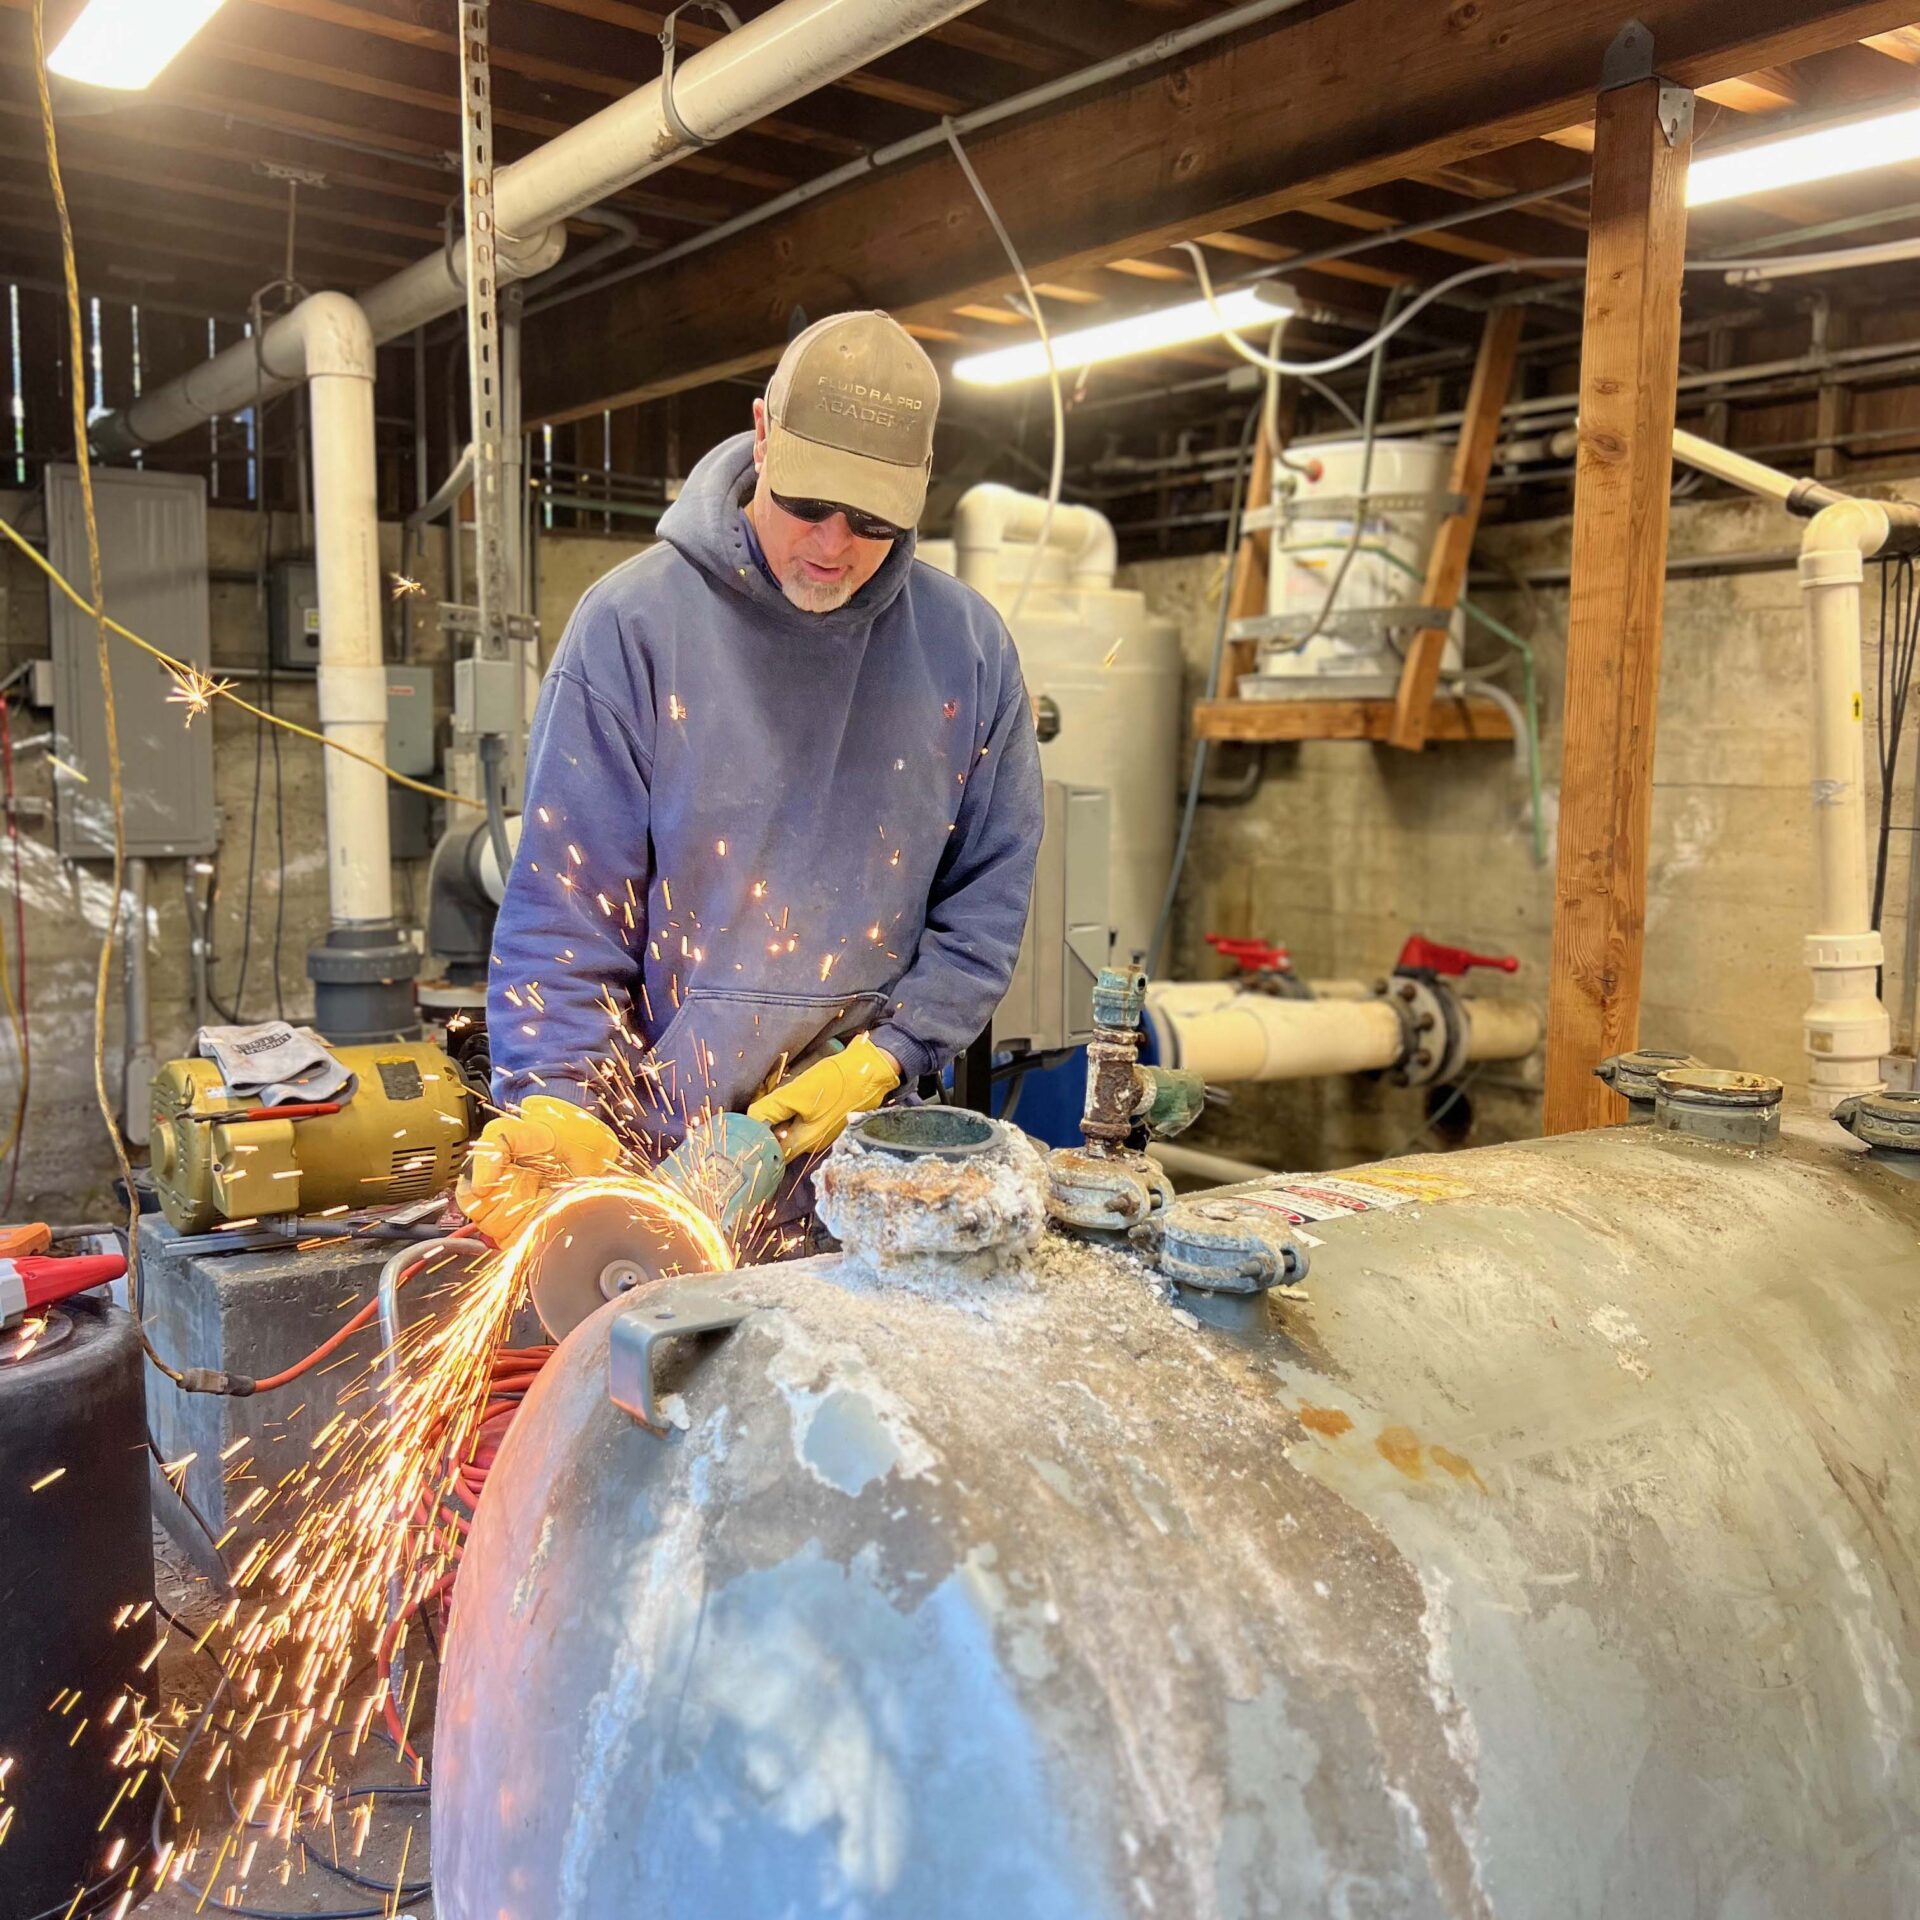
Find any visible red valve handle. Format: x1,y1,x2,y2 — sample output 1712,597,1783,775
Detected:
7,1253,128,1312
1206,933,1293,974
1395,935,1520,978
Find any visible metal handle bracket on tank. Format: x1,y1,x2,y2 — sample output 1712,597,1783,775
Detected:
608,1285,752,1428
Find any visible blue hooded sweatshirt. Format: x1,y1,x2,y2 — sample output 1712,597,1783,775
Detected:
488,430,1044,1158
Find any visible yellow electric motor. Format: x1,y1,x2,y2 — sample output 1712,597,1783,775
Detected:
148,1040,474,1233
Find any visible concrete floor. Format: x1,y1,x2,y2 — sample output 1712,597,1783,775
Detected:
134,1525,437,1919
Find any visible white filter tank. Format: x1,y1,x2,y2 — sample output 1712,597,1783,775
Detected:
926,492,1180,959
1257,437,1462,698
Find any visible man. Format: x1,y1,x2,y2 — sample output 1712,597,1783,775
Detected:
458,311,1043,1245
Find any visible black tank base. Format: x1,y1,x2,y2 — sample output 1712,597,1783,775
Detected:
0,1299,159,1918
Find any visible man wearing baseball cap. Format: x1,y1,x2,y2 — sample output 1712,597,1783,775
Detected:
462,311,1043,1243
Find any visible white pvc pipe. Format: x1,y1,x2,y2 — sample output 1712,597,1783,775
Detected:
304,295,393,926
1146,1140,1279,1187
1148,983,1543,1082
1462,996,1545,1062
1670,427,1800,508
1153,994,1407,1082
92,0,985,458
952,484,1119,596
1799,498,1895,1106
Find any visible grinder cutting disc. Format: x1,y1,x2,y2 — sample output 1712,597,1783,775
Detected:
526,1187,722,1341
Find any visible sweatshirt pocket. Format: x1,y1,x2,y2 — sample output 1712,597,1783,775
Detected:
629,986,890,1145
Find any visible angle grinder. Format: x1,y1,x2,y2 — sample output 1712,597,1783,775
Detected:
526,1111,784,1340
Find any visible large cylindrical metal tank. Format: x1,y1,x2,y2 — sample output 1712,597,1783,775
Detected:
0,1299,158,1918
921,524,1181,957
433,1114,1920,1918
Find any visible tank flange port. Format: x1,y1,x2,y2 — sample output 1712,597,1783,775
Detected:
818,1112,1049,1279
1046,1144,1173,1234
1132,1193,1310,1298
1833,1087,1920,1154
1596,1048,1706,1110
1652,1066,1784,1147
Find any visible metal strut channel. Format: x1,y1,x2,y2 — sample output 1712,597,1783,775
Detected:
458,2,510,670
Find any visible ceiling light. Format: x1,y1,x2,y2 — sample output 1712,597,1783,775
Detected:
48,0,228,91
952,285,1294,387
1688,102,1920,208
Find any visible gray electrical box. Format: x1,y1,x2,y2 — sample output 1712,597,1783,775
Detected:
269,558,321,672
47,464,217,858
385,668,438,860
997,781,1110,1054
384,669,436,777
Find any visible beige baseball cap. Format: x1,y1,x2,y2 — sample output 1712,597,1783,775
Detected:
763,311,940,531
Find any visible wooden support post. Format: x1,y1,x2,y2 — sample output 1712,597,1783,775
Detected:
1388,306,1526,749
1223,412,1275,696
1543,76,1694,1134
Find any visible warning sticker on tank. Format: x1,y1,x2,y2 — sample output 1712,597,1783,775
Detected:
1227,1167,1469,1241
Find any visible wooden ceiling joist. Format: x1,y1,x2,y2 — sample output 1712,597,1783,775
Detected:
525,0,1920,424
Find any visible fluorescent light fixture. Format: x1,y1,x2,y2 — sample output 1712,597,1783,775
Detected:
48,0,227,91
1688,102,1920,209
952,285,1294,387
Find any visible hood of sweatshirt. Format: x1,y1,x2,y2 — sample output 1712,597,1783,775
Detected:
656,429,918,638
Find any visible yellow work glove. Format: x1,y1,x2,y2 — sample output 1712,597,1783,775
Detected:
746,1035,902,1162
456,1094,623,1244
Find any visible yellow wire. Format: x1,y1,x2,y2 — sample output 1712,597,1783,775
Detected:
0,516,484,812
33,0,151,1356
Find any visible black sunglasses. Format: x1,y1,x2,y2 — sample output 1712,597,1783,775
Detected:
769,490,906,543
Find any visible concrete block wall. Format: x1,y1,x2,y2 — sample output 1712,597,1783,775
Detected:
1121,476,1919,1174
0,491,651,1219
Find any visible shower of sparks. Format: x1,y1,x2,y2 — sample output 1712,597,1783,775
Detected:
42,1146,735,1913
389,574,426,600
162,660,237,728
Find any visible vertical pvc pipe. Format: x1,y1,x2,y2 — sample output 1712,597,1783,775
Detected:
304,297,393,927
1799,499,1895,1105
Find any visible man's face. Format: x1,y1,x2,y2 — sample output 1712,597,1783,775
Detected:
748,398,897,613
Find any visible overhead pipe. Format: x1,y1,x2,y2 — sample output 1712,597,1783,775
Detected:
90,0,989,459
951,485,1118,596
526,0,1326,317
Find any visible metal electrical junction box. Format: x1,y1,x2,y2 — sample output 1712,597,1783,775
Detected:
997,781,1109,1055
46,465,217,858
268,558,321,672
385,668,438,859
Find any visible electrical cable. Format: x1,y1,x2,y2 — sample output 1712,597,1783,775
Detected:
1386,1064,1484,1160
942,119,1064,622
0,518,482,812
1148,395,1265,975
1288,285,1405,653
1180,236,1920,381
477,731,515,883
1872,553,1920,947
0,693,26,1209
28,0,163,1390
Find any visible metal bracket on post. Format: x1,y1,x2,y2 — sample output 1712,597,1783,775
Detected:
1597,21,1692,146
607,1286,751,1428
1599,19,1654,90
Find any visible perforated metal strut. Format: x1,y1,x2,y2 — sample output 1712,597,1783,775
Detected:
459,3,510,671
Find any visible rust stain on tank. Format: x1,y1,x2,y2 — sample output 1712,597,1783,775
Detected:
1376,1425,1426,1478
1297,1403,1353,1438
1430,1444,1488,1494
